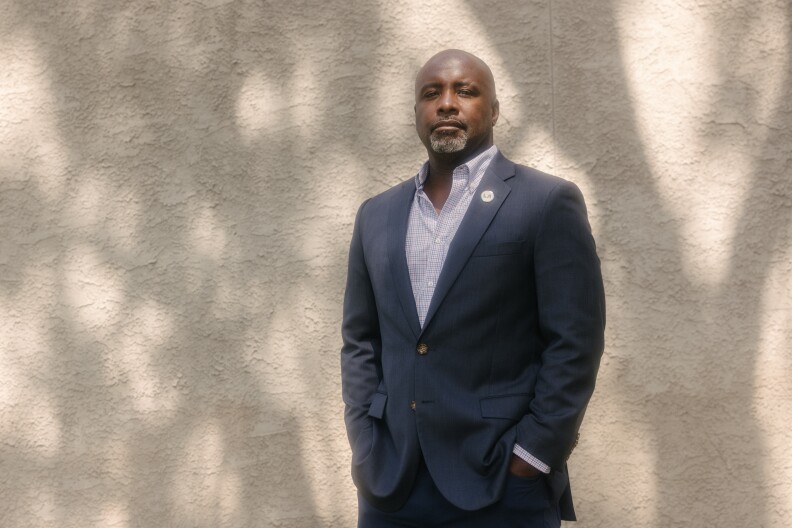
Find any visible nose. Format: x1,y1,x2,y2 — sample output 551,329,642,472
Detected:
437,89,458,114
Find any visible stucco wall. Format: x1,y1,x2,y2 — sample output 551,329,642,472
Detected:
1,1,790,527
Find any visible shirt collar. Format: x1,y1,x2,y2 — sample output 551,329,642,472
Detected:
415,145,499,191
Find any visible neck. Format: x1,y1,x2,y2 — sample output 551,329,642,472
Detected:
425,140,493,185
422,142,493,212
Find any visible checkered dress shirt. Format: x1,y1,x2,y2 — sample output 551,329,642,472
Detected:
405,145,551,475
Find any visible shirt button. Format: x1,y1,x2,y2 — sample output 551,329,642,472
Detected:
416,343,429,355
410,400,416,410
427,280,434,287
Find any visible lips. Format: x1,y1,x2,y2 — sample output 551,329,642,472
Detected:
431,119,466,131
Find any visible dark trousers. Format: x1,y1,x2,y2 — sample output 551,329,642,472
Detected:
358,459,561,528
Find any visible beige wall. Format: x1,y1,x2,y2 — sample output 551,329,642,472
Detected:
1,1,790,527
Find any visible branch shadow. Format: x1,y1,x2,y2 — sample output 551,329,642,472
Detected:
3,0,788,527
1,0,389,526
464,1,790,526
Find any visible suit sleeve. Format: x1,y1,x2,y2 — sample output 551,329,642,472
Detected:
340,199,382,449
515,180,606,471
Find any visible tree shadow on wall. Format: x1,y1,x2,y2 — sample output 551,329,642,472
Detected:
1,1,390,526
3,1,790,527
466,0,790,526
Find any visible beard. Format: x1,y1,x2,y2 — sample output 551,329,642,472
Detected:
429,129,468,153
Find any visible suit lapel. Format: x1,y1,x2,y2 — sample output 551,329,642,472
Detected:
420,154,515,333
388,180,422,338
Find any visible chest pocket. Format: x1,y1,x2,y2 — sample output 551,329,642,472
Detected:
471,241,523,257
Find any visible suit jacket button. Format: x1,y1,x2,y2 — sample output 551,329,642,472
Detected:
410,400,416,410
416,343,429,355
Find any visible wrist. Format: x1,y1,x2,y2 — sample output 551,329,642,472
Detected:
509,453,541,477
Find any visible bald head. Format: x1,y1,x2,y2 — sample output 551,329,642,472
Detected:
415,50,497,105
413,49,500,162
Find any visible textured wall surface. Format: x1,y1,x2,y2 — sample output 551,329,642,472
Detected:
1,1,790,527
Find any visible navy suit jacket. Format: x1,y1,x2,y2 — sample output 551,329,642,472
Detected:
341,152,605,521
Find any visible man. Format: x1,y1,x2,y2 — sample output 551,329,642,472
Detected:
341,49,605,527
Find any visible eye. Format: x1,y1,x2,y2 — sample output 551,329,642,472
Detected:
458,88,475,97
423,90,439,99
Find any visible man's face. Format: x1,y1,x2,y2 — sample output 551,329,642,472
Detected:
414,52,499,159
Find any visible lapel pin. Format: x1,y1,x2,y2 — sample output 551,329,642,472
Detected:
480,190,494,203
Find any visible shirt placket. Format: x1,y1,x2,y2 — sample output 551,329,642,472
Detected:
416,193,438,324
425,169,469,303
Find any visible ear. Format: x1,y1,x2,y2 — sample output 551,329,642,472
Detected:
491,99,500,126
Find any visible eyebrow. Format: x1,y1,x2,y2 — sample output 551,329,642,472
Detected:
418,80,480,91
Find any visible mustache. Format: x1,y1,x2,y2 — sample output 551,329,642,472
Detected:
431,118,467,131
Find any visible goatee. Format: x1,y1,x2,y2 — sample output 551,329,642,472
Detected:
430,130,468,153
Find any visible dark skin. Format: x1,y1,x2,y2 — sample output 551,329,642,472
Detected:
414,50,541,478
414,49,500,212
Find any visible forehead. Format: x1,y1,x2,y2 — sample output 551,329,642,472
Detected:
415,55,491,89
